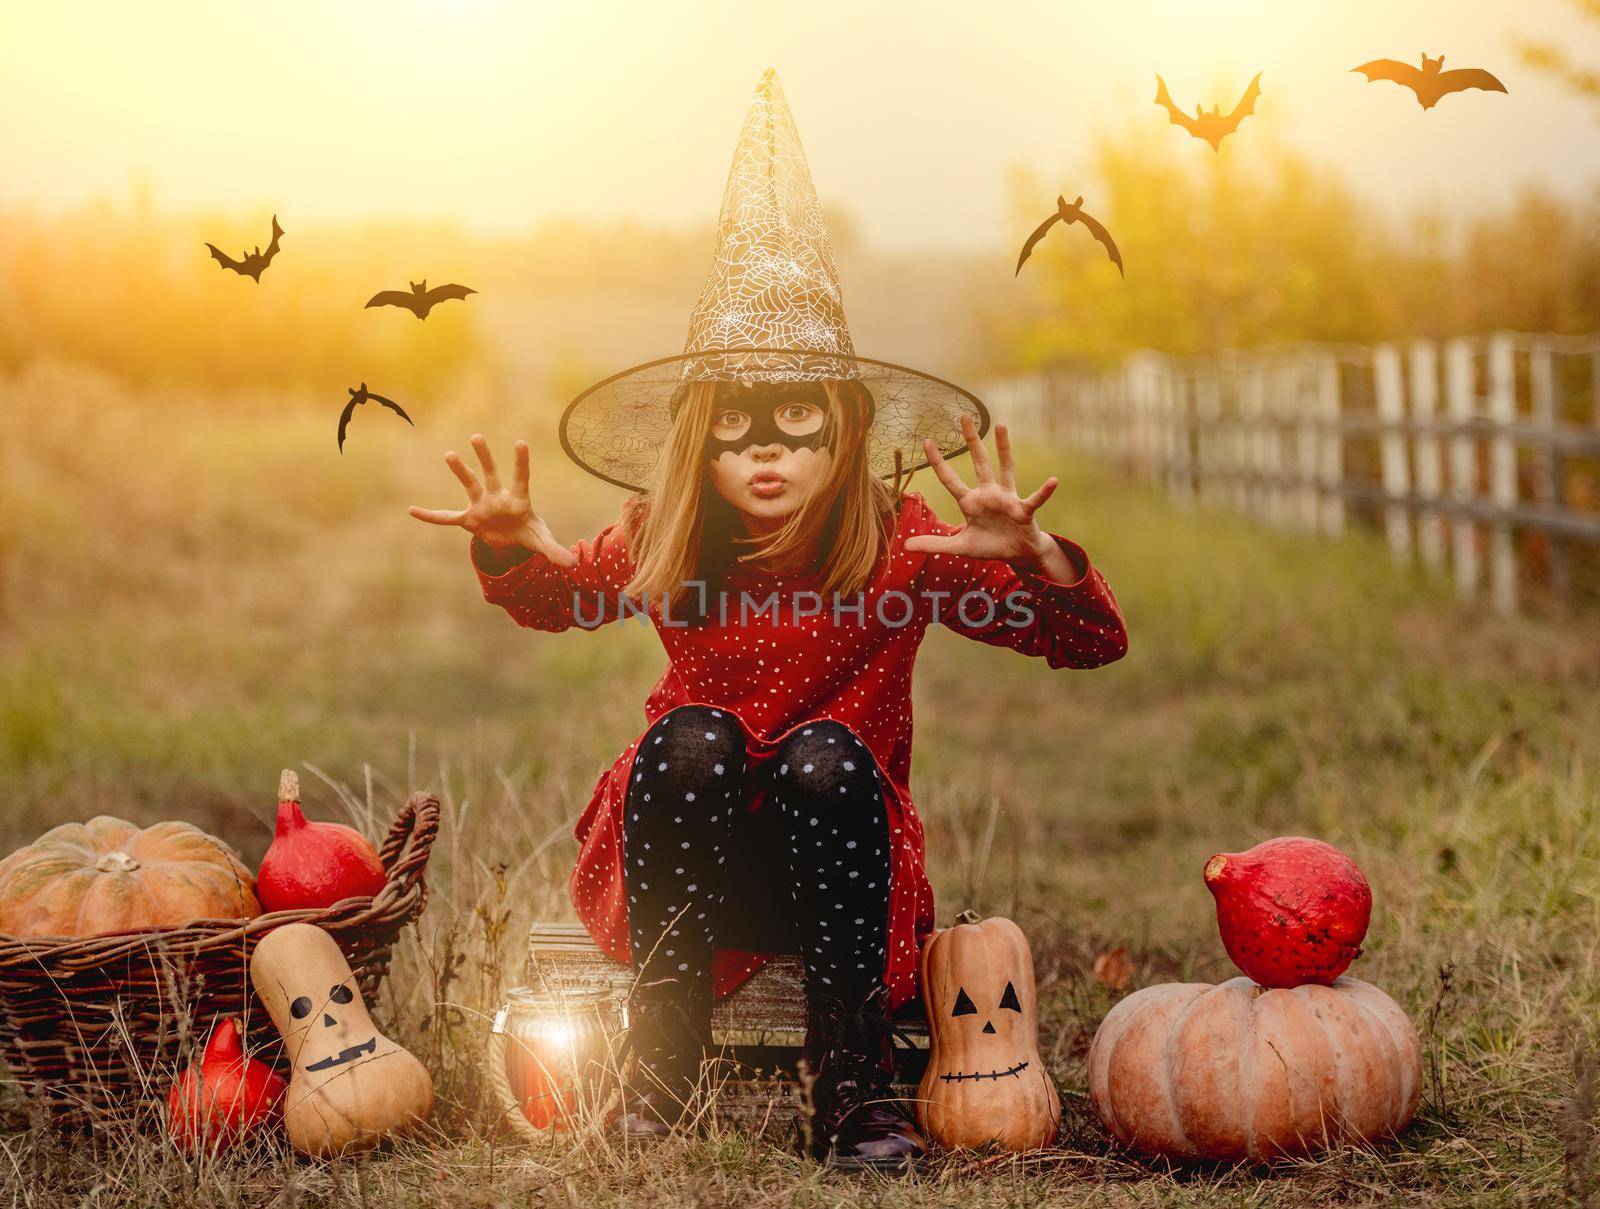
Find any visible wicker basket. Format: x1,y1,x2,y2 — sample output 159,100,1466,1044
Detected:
0,792,439,1126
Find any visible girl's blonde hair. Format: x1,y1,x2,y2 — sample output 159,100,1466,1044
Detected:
622,378,897,618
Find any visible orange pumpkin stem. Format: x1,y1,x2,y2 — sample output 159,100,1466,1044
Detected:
954,909,983,925
94,851,142,875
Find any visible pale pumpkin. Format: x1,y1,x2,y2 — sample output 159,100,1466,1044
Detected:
1088,976,1421,1163
0,817,259,938
917,912,1060,1151
250,923,433,1157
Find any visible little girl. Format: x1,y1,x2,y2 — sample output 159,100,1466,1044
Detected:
410,72,1126,1169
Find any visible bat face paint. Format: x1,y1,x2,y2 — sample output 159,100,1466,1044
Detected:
703,383,835,521
706,384,830,459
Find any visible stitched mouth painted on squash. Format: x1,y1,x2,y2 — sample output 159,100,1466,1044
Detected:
306,1036,378,1072
937,1059,1030,1083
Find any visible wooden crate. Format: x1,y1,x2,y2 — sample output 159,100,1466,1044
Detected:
524,921,929,1112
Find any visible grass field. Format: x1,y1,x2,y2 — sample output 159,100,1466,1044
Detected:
2,359,1598,1206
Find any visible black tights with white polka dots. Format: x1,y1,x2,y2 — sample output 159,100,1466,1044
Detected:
622,705,892,1004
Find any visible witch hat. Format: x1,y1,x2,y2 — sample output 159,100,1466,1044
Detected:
560,69,987,493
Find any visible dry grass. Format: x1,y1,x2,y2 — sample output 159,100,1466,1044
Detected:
1,362,1597,1206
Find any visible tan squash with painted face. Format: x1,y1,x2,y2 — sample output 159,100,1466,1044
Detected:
916,911,1060,1151
250,923,434,1157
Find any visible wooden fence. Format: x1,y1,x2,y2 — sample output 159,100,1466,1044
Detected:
984,332,1600,615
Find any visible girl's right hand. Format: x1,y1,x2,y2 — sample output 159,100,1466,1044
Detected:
408,434,579,567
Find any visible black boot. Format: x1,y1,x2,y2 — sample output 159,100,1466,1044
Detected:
800,983,927,1171
616,976,712,1138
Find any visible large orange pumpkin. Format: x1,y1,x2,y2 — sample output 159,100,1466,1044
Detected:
0,817,260,938
1088,976,1421,1162
917,912,1060,1151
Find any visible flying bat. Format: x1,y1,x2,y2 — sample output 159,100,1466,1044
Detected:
338,382,414,452
205,215,283,282
364,279,476,320
1155,73,1263,152
1351,53,1507,110
1015,195,1123,278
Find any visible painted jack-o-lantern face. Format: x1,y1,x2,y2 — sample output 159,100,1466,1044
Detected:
287,981,379,1072
917,913,1061,1151
943,978,1029,1079
250,923,434,1157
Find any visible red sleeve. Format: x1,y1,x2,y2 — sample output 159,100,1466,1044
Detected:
470,504,640,633
903,494,1128,669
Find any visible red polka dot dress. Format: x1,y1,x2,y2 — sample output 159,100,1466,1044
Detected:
472,492,1127,1010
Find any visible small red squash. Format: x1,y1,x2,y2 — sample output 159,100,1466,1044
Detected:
1089,976,1421,1162
256,771,387,913
1204,837,1371,988
166,1018,288,1152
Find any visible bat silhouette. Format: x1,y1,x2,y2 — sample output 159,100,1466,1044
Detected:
338,382,414,452
1015,195,1123,277
205,215,283,282
364,279,476,320
1155,73,1263,151
1352,53,1507,110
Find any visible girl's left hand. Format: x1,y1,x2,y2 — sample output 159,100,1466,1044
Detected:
903,414,1060,567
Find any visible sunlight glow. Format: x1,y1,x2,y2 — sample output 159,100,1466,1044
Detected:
0,0,1595,247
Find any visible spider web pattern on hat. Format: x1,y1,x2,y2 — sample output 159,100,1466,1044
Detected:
679,70,853,383
560,69,987,493
562,355,981,492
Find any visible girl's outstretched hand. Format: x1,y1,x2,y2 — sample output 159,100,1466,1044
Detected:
408,434,578,568
903,414,1070,574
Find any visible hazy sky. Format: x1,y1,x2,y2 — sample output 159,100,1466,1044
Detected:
2,1,1597,249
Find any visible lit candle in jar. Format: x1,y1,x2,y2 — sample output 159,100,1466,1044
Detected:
492,987,622,1130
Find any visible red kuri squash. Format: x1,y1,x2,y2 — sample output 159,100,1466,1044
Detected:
1204,836,1371,988
256,771,387,913
166,1018,288,1152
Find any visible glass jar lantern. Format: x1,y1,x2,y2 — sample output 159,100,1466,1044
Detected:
492,987,623,1131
